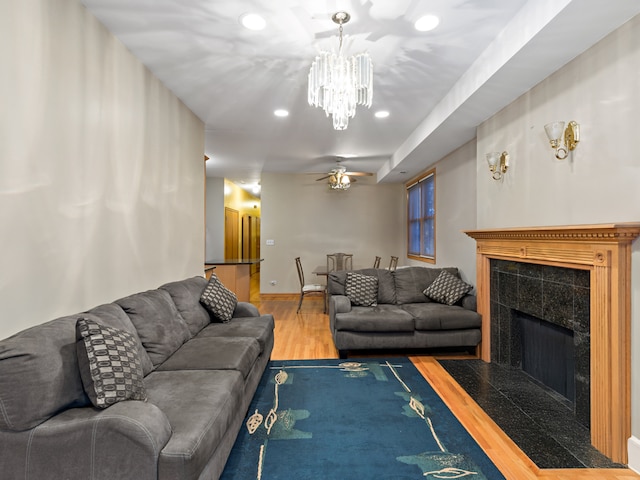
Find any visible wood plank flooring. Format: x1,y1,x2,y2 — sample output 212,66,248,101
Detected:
250,278,640,480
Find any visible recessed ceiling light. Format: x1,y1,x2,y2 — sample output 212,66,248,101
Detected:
375,110,390,119
414,14,440,32
274,109,289,117
240,13,266,31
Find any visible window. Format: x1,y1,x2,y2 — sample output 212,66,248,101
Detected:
407,169,435,262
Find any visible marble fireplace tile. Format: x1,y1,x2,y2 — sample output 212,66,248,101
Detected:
545,265,576,285
575,269,590,288
542,281,574,330
518,262,545,279
574,286,590,332
498,271,518,307
438,360,622,470
489,259,592,435
517,275,543,318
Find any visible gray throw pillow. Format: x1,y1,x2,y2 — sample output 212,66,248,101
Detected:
76,318,147,409
423,270,472,305
345,272,378,306
200,274,238,322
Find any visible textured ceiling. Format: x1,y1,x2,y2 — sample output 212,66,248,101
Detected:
81,0,640,189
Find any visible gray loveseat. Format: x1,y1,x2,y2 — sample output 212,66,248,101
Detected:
328,266,481,358
0,275,274,480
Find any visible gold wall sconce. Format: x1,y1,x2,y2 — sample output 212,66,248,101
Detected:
486,151,509,180
544,121,580,160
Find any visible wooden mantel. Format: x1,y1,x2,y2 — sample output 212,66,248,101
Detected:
465,223,640,463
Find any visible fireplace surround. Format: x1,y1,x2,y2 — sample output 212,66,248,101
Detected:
489,260,589,427
465,223,640,463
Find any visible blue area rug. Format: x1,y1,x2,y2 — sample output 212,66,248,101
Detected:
221,358,505,480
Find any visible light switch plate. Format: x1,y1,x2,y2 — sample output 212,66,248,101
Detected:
266,239,275,246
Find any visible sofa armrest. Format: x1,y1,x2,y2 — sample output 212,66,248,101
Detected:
0,401,172,480
460,294,477,312
329,295,352,333
332,295,352,314
233,301,260,317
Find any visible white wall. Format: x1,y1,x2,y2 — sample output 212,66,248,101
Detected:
475,14,640,464
260,173,405,293
405,140,478,285
0,0,205,340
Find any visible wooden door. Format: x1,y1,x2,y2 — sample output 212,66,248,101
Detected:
242,214,251,260
224,207,239,260
249,215,260,274
242,214,261,274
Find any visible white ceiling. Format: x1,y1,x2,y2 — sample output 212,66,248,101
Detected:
81,0,640,189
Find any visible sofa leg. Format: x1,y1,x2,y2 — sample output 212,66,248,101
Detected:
338,350,348,359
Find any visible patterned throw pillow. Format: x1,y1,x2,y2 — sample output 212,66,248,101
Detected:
199,273,238,323
76,318,147,409
423,270,472,305
345,272,378,306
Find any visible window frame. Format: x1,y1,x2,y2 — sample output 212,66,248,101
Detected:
406,168,436,264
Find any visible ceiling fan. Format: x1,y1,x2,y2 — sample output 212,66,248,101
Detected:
315,159,373,190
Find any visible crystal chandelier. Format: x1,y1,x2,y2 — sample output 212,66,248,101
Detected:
308,12,373,130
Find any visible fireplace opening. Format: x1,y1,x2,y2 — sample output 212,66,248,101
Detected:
516,311,575,402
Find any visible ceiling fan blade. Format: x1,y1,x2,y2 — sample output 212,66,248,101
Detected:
316,175,331,181
344,171,373,177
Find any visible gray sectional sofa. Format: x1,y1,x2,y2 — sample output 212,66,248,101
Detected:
328,266,481,358
0,275,274,480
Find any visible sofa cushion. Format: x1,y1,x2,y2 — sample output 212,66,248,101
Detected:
334,305,414,332
84,303,154,376
196,315,275,353
160,276,211,336
144,369,244,480
156,337,260,379
423,270,473,305
393,266,459,304
328,268,396,304
402,303,482,331
76,318,148,408
345,272,378,306
199,274,238,323
115,289,191,367
0,316,90,431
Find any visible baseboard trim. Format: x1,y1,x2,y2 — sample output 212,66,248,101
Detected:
259,293,298,301
628,436,640,473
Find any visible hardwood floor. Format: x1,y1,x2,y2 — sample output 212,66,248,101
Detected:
251,276,640,480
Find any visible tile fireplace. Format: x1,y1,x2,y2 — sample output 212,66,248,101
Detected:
489,260,590,427
465,223,640,464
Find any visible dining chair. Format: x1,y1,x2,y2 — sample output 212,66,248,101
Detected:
373,256,381,268
389,256,399,271
327,253,353,272
295,257,326,313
